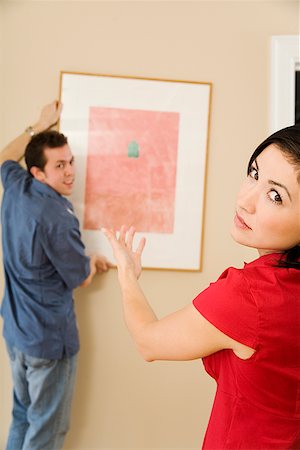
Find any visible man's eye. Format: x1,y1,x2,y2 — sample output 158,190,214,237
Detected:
249,167,258,180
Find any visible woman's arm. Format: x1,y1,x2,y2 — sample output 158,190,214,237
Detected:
102,226,255,362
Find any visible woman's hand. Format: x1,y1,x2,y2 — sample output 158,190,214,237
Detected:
102,225,146,279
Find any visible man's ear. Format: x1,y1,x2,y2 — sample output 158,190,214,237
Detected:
30,166,46,183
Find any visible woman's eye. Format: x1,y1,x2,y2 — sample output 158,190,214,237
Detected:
269,190,282,204
249,167,258,180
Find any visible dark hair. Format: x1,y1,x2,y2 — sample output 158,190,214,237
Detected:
247,124,300,269
25,130,68,174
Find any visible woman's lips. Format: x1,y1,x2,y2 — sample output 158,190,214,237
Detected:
234,212,252,230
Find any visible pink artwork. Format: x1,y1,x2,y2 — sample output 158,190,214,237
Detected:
83,107,180,233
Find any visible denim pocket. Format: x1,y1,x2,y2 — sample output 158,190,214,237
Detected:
25,354,56,369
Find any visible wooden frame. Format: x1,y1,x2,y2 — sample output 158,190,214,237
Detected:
270,35,300,132
59,71,212,270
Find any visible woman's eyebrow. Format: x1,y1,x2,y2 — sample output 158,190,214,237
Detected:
256,159,292,200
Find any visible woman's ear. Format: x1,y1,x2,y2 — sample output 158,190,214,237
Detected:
30,166,46,183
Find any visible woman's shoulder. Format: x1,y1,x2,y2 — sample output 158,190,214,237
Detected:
219,253,284,282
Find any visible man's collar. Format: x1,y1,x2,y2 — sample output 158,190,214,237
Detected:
32,178,61,198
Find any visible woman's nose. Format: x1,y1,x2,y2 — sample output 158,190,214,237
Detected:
237,183,257,214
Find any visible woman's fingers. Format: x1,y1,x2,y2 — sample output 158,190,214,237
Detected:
126,226,136,250
119,225,127,245
102,226,145,257
136,237,146,256
102,227,114,243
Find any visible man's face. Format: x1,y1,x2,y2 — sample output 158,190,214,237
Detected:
34,145,75,196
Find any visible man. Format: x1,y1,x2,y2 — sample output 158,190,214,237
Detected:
0,101,110,450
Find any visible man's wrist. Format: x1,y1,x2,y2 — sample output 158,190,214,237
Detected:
28,119,52,136
25,126,35,138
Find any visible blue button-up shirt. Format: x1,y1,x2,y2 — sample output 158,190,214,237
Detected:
1,161,90,359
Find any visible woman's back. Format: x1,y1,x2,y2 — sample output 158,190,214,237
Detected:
193,253,300,449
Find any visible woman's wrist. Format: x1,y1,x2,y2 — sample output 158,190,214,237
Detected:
118,268,138,286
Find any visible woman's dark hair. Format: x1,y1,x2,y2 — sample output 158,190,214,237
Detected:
25,130,68,173
247,124,300,269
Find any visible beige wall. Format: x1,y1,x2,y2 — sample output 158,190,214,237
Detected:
0,1,299,449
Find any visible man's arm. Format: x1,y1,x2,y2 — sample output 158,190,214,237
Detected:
0,101,62,165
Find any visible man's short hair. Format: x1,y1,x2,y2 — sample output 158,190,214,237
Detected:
25,130,68,174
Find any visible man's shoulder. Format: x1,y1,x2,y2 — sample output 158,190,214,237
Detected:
1,159,20,169
1,159,24,173
1,160,27,187
39,197,80,233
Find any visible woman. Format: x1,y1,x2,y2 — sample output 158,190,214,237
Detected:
102,124,300,449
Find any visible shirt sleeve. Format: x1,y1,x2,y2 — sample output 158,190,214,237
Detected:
42,223,91,291
193,267,258,348
1,160,26,188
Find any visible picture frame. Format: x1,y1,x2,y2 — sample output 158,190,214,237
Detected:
59,71,212,271
270,35,300,132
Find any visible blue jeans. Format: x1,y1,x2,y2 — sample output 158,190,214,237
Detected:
5,344,77,450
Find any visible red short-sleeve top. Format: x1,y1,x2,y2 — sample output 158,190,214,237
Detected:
193,253,300,449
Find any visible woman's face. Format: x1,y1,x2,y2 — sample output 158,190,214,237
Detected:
231,144,300,256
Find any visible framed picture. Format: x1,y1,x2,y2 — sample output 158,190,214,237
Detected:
59,71,212,271
270,35,300,132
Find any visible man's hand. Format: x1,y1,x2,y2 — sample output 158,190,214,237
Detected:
34,100,62,133
95,255,113,273
0,100,63,165
80,254,112,287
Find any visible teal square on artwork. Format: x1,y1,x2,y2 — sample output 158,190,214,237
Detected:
128,140,139,158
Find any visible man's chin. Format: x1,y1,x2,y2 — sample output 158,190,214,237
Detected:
57,187,73,196
63,190,73,196
63,184,74,196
